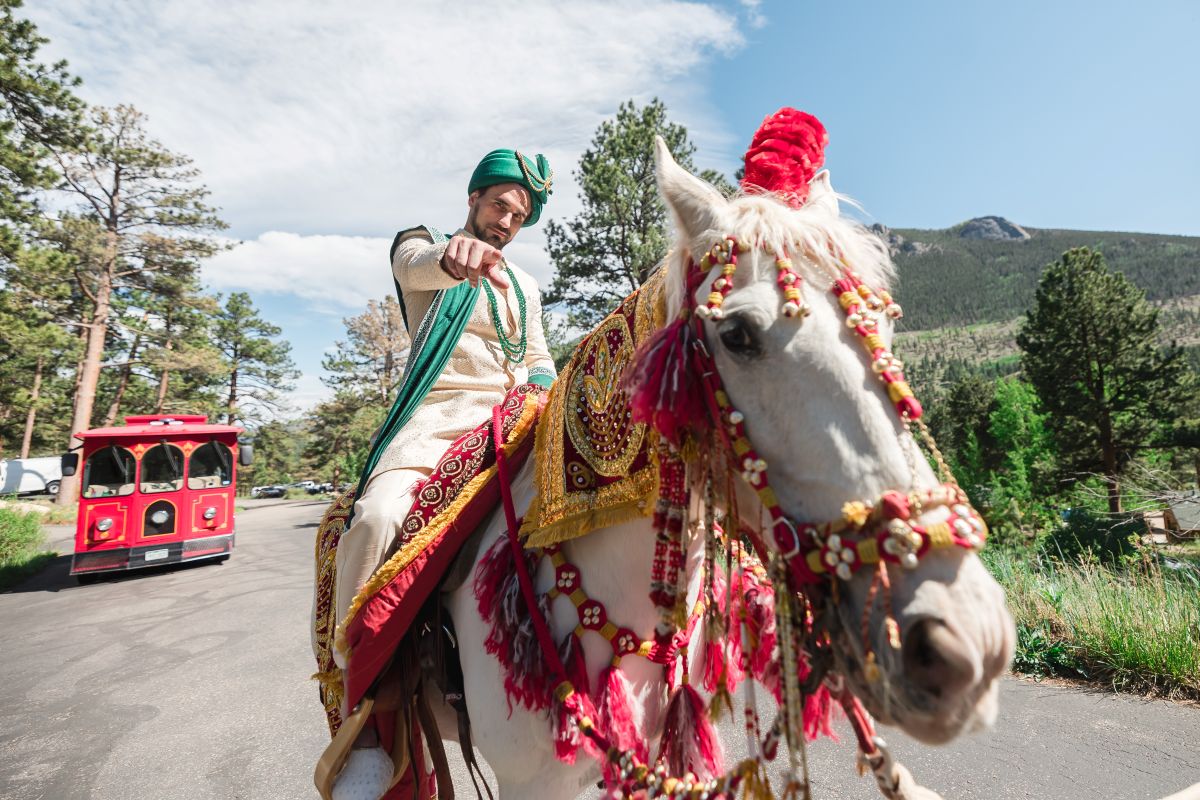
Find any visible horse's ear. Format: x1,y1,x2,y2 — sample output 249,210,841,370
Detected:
654,135,726,240
806,170,838,217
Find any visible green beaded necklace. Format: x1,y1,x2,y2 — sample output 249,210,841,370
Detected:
481,264,527,363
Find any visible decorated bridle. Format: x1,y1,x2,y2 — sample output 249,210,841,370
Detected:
630,233,989,597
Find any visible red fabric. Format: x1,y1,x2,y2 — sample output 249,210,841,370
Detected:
741,107,828,207
380,714,436,800
343,386,543,711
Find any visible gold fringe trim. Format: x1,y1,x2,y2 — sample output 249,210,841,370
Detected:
334,395,541,660
523,492,659,548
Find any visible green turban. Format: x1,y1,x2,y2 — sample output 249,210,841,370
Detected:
467,149,553,227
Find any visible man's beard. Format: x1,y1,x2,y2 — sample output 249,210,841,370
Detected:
466,207,510,249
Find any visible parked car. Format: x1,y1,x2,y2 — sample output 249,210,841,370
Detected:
306,482,334,494
251,484,287,498
0,455,63,496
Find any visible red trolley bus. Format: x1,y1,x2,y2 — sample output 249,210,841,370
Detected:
61,414,253,579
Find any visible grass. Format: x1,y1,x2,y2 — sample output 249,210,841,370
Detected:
984,546,1200,700
0,506,57,590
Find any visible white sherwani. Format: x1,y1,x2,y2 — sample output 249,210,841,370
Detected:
325,227,555,671
372,227,555,475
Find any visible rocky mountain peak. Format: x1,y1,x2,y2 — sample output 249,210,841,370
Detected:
959,216,1031,241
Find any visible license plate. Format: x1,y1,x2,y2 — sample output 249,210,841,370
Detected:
144,549,168,562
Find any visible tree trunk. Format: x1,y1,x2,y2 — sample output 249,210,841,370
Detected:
58,236,117,506
226,366,238,424
154,338,173,413
1098,413,1122,514
20,356,44,458
102,327,144,427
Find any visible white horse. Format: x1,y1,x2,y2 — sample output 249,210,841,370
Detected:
434,139,1016,800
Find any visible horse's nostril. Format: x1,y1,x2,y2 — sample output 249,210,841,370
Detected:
902,619,978,699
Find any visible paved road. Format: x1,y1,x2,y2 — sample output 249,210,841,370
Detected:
1,500,1197,799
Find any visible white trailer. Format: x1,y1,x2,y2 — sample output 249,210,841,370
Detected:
0,455,64,496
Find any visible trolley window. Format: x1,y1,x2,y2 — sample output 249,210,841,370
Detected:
140,442,185,494
82,445,136,498
188,441,234,490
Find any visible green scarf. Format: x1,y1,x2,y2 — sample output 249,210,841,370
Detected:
352,226,480,506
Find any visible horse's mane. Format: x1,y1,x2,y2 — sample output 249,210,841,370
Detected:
662,186,895,320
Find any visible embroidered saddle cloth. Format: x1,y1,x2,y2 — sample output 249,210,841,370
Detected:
520,267,668,547
312,383,546,734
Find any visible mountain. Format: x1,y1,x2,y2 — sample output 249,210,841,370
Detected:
884,217,1200,389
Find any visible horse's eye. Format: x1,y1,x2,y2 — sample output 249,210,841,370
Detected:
716,315,763,359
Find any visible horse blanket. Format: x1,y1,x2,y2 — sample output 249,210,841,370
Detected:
520,267,668,547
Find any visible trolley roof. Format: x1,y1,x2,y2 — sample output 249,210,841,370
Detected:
75,414,243,440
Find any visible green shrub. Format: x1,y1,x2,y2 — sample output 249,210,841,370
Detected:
1044,509,1141,564
0,507,44,564
0,507,55,589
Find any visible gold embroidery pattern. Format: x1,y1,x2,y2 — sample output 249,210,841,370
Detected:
522,270,668,547
311,489,356,736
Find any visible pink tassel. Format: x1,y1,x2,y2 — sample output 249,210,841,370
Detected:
552,634,598,764
622,318,708,445
658,684,724,779
597,665,647,766
803,684,839,742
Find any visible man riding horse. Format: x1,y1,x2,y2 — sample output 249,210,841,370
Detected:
316,149,557,800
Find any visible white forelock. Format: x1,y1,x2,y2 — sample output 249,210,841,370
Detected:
662,182,896,320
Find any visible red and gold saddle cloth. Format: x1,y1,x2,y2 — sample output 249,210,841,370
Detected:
520,268,667,547
312,383,546,734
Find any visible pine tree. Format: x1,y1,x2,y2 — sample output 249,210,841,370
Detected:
0,0,83,253
48,105,226,502
544,98,733,328
321,296,410,404
0,1,84,456
1016,247,1187,513
211,292,298,425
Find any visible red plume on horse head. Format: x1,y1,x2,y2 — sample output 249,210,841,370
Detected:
740,107,828,207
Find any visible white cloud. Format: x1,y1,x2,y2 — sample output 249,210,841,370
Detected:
738,0,768,29
203,232,393,312
28,0,744,239
27,0,747,412
203,229,555,315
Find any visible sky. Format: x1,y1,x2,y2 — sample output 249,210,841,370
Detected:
25,0,1200,413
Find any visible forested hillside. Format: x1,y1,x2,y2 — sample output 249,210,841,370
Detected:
887,219,1200,330
886,218,1200,390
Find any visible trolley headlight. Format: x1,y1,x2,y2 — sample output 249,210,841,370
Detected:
150,509,170,525
96,517,114,532
202,506,217,520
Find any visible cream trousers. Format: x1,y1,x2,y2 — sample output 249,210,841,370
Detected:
320,467,430,672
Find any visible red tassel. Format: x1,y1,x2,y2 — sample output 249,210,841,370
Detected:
552,634,598,764
803,684,839,742
475,538,554,714
597,665,647,767
658,683,724,779
623,318,708,445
